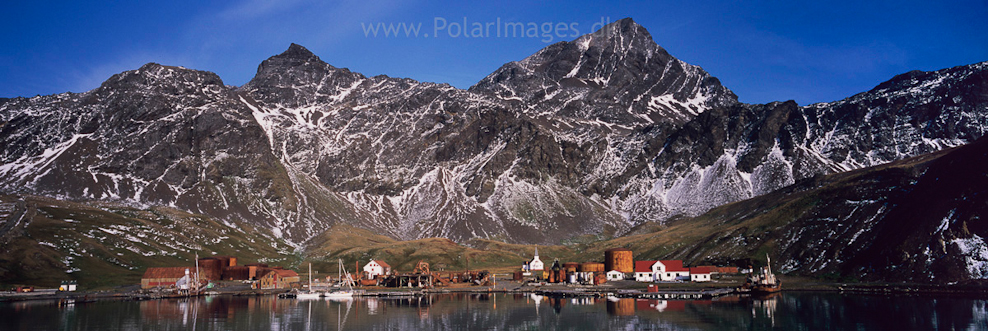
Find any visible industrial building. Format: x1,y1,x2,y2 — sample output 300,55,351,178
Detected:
257,269,300,289
141,267,204,289
140,255,298,289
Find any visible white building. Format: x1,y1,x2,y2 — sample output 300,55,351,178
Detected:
690,267,711,282
655,260,690,281
363,260,392,278
59,281,77,292
529,247,544,271
634,260,658,282
606,270,625,281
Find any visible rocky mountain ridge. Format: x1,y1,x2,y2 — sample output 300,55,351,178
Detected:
2,18,986,255
617,134,988,283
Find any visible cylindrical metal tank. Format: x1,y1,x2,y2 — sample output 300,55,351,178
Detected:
562,262,580,273
580,262,605,273
223,266,249,280
605,248,633,273
213,256,231,269
197,258,222,280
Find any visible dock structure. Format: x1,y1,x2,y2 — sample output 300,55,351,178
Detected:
533,287,736,300
378,273,435,288
533,289,603,298
357,291,421,297
632,288,734,300
371,260,492,289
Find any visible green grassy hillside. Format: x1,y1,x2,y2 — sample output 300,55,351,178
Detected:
0,195,296,289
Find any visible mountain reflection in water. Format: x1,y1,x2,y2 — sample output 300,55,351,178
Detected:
1,292,986,330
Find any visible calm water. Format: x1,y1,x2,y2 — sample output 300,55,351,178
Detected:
2,292,986,330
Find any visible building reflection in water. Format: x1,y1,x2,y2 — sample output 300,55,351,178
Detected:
131,292,782,327
751,292,780,327
606,297,635,316
5,291,988,330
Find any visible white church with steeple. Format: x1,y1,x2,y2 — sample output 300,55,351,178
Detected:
529,247,544,271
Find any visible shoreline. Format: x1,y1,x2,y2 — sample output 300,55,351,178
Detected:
5,278,988,303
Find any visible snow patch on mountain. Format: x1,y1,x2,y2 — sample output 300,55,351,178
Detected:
954,235,988,279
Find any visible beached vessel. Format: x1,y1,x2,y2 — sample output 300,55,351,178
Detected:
744,254,782,295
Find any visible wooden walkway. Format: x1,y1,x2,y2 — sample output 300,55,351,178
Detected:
632,288,735,300
357,291,420,297
533,287,736,300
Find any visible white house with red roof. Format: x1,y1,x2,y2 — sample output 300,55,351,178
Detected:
689,267,711,282
634,260,659,282
363,260,392,278
655,260,690,281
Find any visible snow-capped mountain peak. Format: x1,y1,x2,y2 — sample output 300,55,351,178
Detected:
1,21,986,249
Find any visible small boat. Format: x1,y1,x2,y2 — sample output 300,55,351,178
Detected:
744,254,782,295
324,291,355,299
295,263,324,299
324,258,358,298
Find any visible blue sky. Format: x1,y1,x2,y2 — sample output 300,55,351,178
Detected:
2,0,986,105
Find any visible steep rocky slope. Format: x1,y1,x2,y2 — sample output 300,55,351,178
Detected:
610,136,988,282
1,18,986,248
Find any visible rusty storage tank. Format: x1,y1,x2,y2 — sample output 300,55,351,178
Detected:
213,256,237,268
562,262,580,273
604,248,633,273
197,258,222,280
247,265,271,280
223,266,250,280
579,262,605,273
212,256,230,269
555,270,566,283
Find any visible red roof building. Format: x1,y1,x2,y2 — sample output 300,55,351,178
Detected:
657,260,689,272
690,267,711,282
363,260,393,278
634,261,657,273
655,260,690,281
634,260,659,282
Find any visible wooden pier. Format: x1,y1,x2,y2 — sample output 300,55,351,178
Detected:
629,288,735,300
534,287,736,300
357,291,421,297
